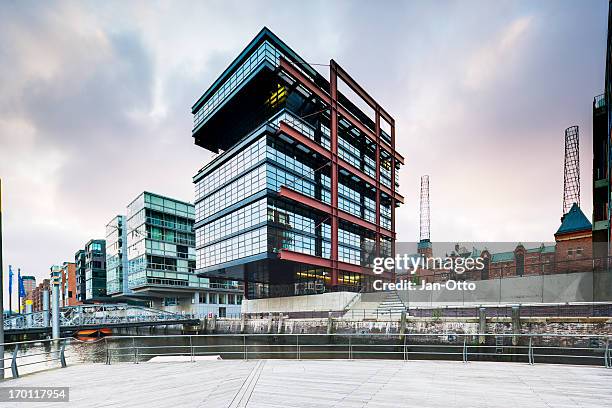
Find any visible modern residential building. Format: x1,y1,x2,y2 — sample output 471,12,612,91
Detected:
191,27,404,299
60,262,80,306
75,249,86,302
593,88,608,259
31,279,50,312
124,191,242,316
85,239,107,301
74,239,108,302
106,215,130,297
21,275,36,311
50,265,63,305
593,0,612,259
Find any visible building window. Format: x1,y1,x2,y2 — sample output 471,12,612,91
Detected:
567,248,574,257
515,253,524,277
575,247,583,256
162,297,179,306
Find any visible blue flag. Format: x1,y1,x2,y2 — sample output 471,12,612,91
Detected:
8,264,13,296
18,269,26,298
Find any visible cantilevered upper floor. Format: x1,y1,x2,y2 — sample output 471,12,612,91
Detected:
191,27,403,166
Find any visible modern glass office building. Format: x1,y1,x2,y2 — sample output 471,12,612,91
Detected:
192,28,404,298
125,192,242,316
84,239,107,301
74,241,107,302
106,215,129,296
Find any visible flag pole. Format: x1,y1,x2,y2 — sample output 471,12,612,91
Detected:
8,265,11,315
17,268,21,314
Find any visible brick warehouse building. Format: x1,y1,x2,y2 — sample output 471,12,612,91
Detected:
30,278,50,312
192,28,404,298
418,203,593,282
61,262,81,306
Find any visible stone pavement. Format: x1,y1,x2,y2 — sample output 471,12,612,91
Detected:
2,359,612,407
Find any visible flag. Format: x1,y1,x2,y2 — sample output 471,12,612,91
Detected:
18,268,26,298
8,264,13,297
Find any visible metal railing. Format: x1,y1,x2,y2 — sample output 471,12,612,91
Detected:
4,304,199,330
2,332,611,380
1,338,71,379
101,333,612,367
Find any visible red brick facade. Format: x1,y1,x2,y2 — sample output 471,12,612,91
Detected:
416,205,593,283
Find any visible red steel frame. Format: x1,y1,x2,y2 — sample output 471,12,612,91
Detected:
277,58,403,288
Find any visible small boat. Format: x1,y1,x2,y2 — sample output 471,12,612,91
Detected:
74,328,112,341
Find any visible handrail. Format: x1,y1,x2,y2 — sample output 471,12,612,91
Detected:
2,338,71,379
3,332,611,380
98,332,612,368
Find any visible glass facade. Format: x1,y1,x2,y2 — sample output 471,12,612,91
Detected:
192,29,401,298
193,40,313,130
126,192,202,289
195,128,389,295
74,249,86,302
124,192,240,294
106,215,128,296
84,239,107,300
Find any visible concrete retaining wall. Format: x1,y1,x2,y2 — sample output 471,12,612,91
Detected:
241,292,358,314
363,271,604,306
214,316,612,338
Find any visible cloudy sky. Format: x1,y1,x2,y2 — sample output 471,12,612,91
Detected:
0,0,608,305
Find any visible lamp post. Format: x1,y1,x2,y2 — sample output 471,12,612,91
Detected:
51,270,60,341
0,178,5,379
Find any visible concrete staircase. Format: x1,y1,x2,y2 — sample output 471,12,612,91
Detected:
361,290,406,320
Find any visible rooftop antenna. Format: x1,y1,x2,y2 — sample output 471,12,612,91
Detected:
562,125,580,215
419,175,430,241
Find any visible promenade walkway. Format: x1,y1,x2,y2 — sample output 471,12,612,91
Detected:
3,359,612,407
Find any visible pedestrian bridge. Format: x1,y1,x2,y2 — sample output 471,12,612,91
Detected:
3,304,199,335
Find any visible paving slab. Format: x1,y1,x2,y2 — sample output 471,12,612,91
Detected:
1,360,611,407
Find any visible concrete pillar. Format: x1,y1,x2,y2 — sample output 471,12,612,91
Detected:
193,292,199,316
43,290,50,327
210,315,217,333
511,306,521,346
266,313,273,334
399,310,407,339
277,314,284,334
51,283,60,340
25,302,33,327
478,307,486,345
240,313,246,334
327,312,334,335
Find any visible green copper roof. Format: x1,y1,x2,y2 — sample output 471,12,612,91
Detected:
417,239,432,249
556,203,592,235
491,251,515,262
